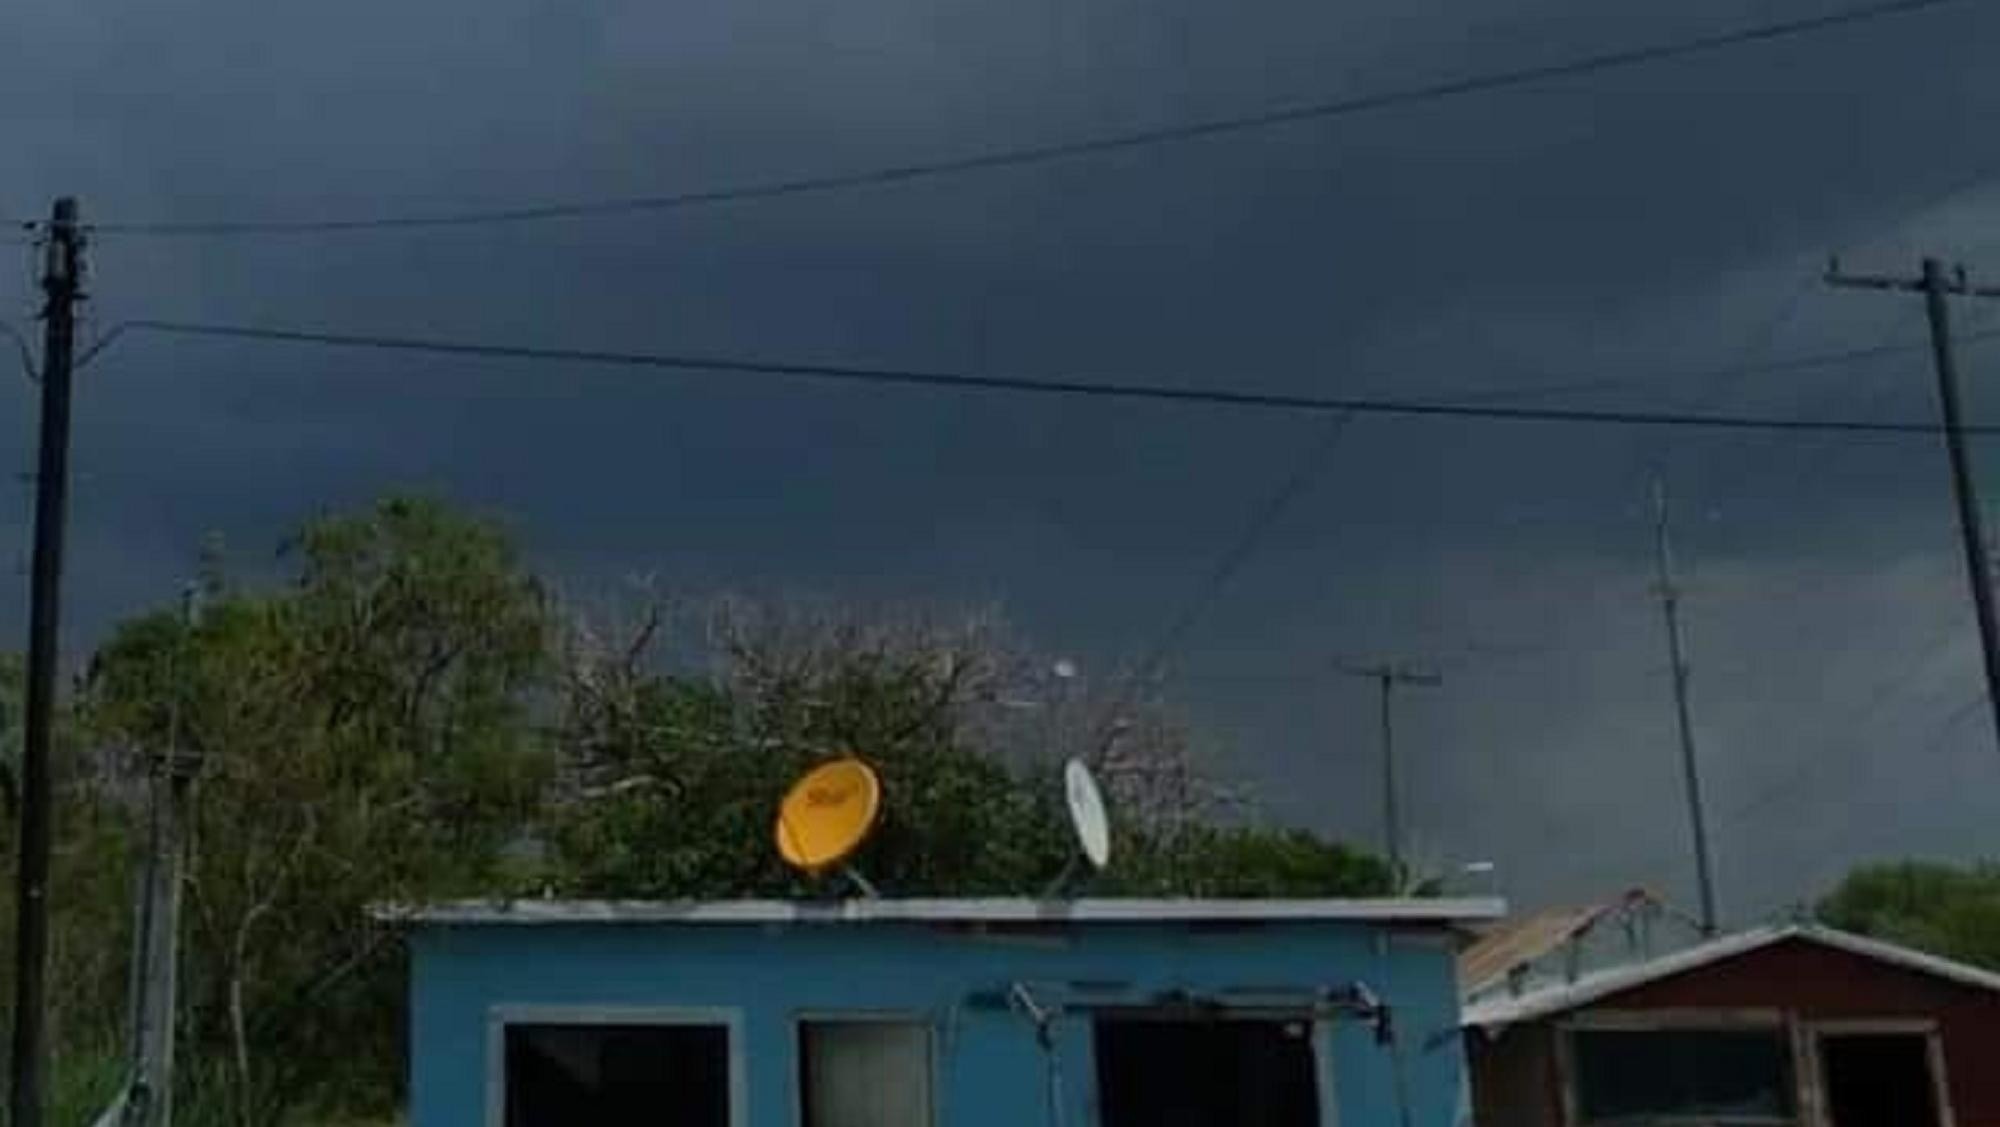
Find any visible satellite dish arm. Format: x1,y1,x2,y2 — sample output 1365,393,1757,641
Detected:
1324,981,1394,1046
1009,982,1057,1043
1008,983,1068,1127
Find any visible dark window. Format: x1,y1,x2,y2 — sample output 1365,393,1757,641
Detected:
1819,1033,1941,1127
1571,1028,1794,1124
1095,1017,1319,1127
505,1022,730,1127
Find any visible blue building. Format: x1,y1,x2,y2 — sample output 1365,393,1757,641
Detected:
390,897,1501,1127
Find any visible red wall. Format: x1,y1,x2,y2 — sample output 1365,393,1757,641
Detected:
1468,1023,1560,1127
1605,939,2000,1127
1469,937,2000,1127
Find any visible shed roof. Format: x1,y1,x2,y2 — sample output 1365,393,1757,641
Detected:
1459,891,1667,997
377,896,1505,927
1460,905,1606,993
1462,923,2000,1031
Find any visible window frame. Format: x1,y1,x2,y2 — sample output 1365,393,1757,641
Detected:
1087,1007,1337,1127
486,1004,748,1127
1804,1018,1956,1127
1556,1010,1799,1127
792,1010,940,1127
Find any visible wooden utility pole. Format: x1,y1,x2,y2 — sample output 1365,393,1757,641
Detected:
1652,481,1718,936
10,198,82,1127
1335,660,1442,881
1827,258,2000,754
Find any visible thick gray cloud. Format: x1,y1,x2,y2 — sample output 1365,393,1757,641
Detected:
4,0,2000,921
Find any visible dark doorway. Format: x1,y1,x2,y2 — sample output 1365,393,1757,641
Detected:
1819,1032,1942,1127
1094,1016,1319,1127
505,1022,731,1127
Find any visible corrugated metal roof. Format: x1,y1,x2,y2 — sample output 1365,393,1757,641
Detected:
375,896,1507,927
1462,923,2000,1031
1459,905,1613,995
1457,889,1665,997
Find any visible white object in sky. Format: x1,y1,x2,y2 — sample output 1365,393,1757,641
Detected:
1064,758,1111,870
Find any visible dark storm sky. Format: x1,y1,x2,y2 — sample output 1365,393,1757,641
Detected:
5,0,2000,920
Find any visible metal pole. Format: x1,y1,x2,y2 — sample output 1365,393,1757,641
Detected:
11,196,82,1127
1920,258,2000,752
1338,660,1440,886
130,587,197,1127
1378,673,1400,878
1653,481,1718,935
131,764,187,1127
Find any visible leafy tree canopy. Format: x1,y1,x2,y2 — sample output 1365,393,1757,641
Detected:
22,495,1398,1125
1818,859,2000,970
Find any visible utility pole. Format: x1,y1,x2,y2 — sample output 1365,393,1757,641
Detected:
10,197,82,1127
1652,481,1718,936
1827,258,2000,754
121,586,198,1127
1335,660,1442,881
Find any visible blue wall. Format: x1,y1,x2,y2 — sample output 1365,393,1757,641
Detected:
409,918,1469,1127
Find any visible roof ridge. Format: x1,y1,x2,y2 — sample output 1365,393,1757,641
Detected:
375,896,1509,926
1465,921,2000,1032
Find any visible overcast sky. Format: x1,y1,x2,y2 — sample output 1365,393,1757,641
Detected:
5,0,2000,921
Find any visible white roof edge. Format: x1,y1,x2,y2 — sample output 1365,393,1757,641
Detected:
1804,924,2000,995
1463,922,2000,1032
372,896,1507,927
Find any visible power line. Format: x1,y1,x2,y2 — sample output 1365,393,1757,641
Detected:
1133,412,1355,683
113,319,2000,436
1629,312,2000,758
1673,155,2000,513
1174,635,1574,685
0,322,36,385
102,313,1979,391
1652,273,1824,476
1696,307,2000,541
1654,325,1997,386
1715,619,1969,829
71,0,1974,238
1839,155,2000,264
1123,361,1688,687
1736,686,1991,921
1546,598,1972,899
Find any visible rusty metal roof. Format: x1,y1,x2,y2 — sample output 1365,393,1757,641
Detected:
1457,888,1662,997
1460,905,1608,994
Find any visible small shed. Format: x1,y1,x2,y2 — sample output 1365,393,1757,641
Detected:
1462,923,2000,1127
386,896,1502,1127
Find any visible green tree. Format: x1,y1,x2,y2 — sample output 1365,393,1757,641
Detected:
544,596,1393,901
0,649,140,1123
57,496,1395,1126
1107,824,1396,898
545,602,1082,897
83,497,551,1124
1818,859,2000,969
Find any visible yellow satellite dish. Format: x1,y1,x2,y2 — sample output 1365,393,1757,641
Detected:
775,758,882,875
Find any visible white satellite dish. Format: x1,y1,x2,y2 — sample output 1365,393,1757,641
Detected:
1064,758,1111,870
